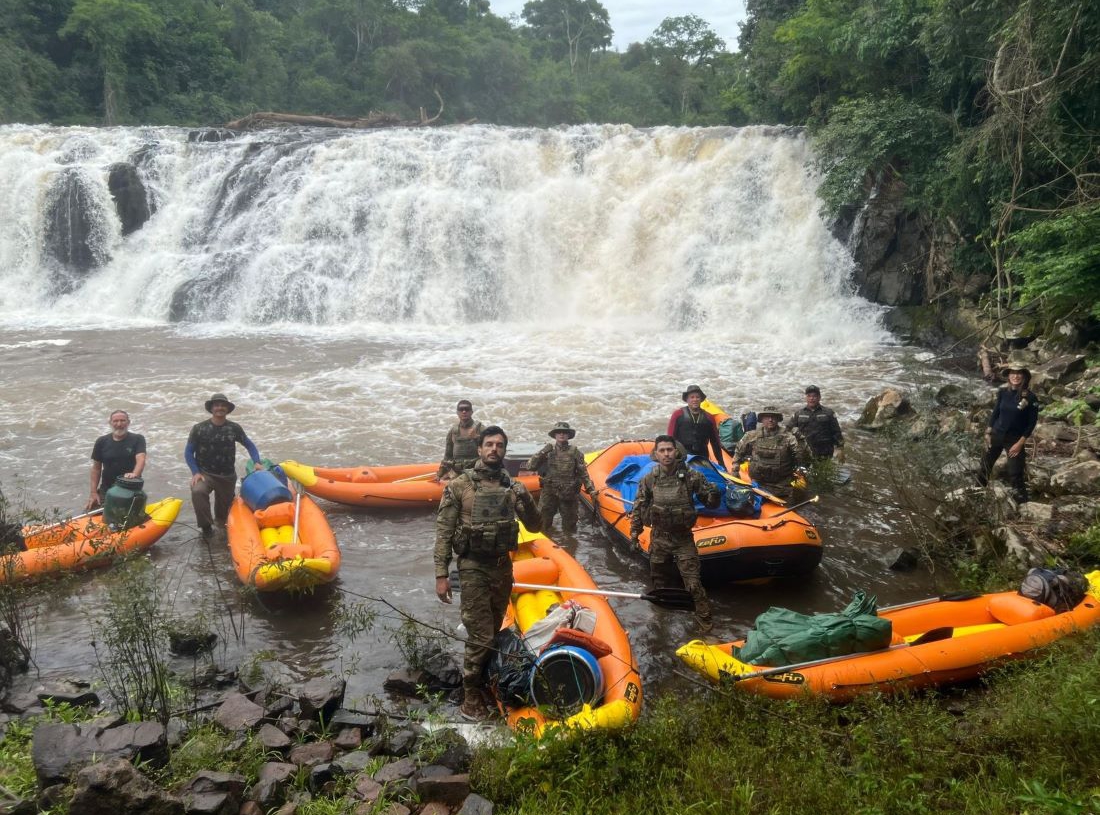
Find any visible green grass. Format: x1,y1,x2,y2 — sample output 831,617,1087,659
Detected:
472,627,1100,814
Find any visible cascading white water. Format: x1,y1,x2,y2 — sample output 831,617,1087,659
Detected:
0,123,884,350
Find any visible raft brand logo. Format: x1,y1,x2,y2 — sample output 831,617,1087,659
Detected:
696,535,727,549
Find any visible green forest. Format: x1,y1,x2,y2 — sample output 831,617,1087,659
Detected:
2,0,1098,318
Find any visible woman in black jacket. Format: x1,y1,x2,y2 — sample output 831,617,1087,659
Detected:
978,365,1039,502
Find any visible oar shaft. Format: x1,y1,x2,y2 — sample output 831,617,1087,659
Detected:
734,642,910,681
513,582,644,600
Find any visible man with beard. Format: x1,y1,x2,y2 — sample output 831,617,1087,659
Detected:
434,426,541,720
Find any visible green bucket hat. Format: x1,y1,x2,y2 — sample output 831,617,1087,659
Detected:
205,393,236,413
757,405,783,421
549,421,577,439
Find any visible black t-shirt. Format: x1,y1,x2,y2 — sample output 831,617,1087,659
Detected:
91,433,147,493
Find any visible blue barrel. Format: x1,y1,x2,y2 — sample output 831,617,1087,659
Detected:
240,470,293,511
528,645,604,716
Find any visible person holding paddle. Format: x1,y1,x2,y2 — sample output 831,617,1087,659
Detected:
85,410,146,511
185,393,264,540
433,425,541,721
630,435,721,633
433,399,484,482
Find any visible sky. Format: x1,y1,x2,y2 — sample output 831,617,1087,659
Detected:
487,0,748,52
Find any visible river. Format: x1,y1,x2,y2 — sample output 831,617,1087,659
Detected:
0,123,981,706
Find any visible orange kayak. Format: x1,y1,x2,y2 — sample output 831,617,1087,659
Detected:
496,526,643,737
226,495,341,591
581,441,822,583
279,460,540,509
3,498,182,583
677,571,1100,700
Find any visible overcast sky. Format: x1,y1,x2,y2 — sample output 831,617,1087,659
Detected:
487,1,748,52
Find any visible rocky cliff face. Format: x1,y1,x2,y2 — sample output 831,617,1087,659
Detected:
832,166,989,310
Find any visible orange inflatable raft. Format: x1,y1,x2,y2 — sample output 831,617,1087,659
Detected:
3,498,183,583
677,571,1100,701
279,460,540,509
226,495,341,591
580,441,822,583
493,526,643,736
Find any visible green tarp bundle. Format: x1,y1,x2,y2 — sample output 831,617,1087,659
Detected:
737,591,893,666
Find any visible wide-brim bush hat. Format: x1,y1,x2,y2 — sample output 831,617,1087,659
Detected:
205,393,236,413
757,405,783,420
549,421,577,439
682,384,706,401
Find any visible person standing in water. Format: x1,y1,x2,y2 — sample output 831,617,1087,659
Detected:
85,410,146,511
434,400,484,481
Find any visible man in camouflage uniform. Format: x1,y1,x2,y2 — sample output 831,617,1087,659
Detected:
523,421,598,536
184,393,264,539
434,426,541,721
734,406,812,501
630,435,721,633
786,385,845,463
434,399,484,481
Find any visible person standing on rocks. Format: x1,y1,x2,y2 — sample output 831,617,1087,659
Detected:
978,365,1038,503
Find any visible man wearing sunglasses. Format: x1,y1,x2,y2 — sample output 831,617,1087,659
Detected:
434,400,485,481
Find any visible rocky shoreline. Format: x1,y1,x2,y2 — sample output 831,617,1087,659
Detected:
1,669,495,815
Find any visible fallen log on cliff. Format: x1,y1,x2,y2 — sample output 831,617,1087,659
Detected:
226,91,452,131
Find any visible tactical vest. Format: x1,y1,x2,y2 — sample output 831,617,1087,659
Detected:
673,408,713,457
791,408,835,456
451,422,482,468
454,470,520,560
749,432,796,485
544,445,582,494
645,467,698,532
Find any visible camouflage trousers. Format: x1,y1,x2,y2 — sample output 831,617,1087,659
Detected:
456,556,513,695
649,529,710,621
538,489,581,535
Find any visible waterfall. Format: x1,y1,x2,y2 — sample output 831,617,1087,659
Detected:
0,123,884,348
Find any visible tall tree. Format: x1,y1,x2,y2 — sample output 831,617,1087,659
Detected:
521,0,611,74
59,0,163,123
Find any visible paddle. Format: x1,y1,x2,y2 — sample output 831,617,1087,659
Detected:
878,591,983,613
717,469,786,505
728,626,955,682
393,472,438,484
27,507,104,532
513,582,696,611
290,479,302,547
768,495,819,519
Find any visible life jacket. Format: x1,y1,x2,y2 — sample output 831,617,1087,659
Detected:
453,468,520,560
789,407,837,456
544,444,583,494
672,408,714,458
644,466,698,532
450,421,483,469
748,430,798,485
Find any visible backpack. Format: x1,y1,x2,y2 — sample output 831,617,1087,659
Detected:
717,417,745,454
1019,567,1089,613
741,411,758,432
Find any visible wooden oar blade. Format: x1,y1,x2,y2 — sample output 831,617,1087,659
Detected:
642,588,695,610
